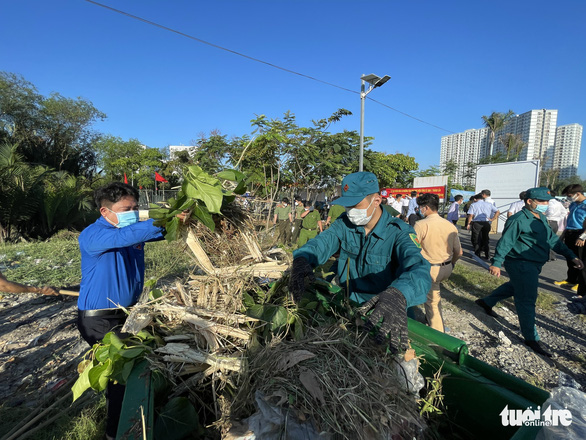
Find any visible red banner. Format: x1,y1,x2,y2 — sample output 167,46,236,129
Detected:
381,186,446,199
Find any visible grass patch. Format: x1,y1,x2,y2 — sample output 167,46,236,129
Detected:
535,290,557,312
444,264,506,298
0,231,195,290
0,395,106,440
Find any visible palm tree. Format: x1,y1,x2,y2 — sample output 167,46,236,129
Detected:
499,133,526,161
482,110,515,156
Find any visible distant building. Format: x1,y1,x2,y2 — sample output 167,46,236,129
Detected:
440,128,489,187
169,145,197,160
553,124,583,180
440,109,582,185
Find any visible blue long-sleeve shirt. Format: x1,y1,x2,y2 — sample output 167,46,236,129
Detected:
566,200,586,230
293,207,431,307
78,217,164,310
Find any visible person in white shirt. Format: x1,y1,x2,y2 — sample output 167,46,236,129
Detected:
401,194,410,218
481,189,497,206
545,190,569,261
391,194,403,213
447,195,463,224
507,191,526,218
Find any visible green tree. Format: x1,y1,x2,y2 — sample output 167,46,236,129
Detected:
94,135,145,183
499,133,526,161
366,151,418,188
442,158,459,188
481,110,515,156
0,72,106,178
192,130,230,174
416,165,440,178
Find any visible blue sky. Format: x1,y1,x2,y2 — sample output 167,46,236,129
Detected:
2,1,586,175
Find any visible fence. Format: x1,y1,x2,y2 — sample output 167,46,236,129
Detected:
138,189,179,208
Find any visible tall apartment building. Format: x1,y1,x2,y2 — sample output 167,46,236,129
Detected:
441,109,582,186
553,124,583,180
494,109,557,167
440,128,489,187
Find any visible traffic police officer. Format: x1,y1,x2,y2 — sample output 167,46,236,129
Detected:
475,187,583,357
289,172,431,353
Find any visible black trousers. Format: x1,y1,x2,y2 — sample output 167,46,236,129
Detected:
564,230,586,289
471,221,491,257
77,311,128,438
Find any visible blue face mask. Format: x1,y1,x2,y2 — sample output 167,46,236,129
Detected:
108,209,139,228
534,204,548,214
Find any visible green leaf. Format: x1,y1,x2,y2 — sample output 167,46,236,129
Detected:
148,208,169,220
242,292,255,308
268,306,289,331
154,397,199,440
217,169,245,182
94,345,110,363
120,346,147,359
234,179,247,195
149,288,164,300
164,217,180,242
88,359,112,392
184,167,224,213
191,204,215,231
72,363,92,402
108,333,124,350
121,359,135,382
245,304,265,320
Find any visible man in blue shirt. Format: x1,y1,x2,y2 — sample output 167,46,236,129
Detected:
467,195,499,259
556,184,586,293
77,182,166,440
289,172,431,354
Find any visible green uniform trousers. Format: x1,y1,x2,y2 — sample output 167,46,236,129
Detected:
297,228,318,248
277,220,292,245
291,219,303,242
482,259,541,341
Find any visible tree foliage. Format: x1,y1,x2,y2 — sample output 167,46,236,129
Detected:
481,110,515,156
0,71,105,178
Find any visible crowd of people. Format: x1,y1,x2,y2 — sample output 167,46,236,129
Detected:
3,176,586,435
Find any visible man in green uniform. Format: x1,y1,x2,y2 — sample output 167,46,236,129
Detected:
325,196,345,227
273,198,292,245
289,172,431,354
476,187,583,357
297,201,323,247
291,196,304,243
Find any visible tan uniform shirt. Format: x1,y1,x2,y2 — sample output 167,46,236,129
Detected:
414,213,462,264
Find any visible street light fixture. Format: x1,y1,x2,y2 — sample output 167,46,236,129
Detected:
359,73,391,172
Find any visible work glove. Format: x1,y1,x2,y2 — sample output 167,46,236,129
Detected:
289,257,315,303
358,286,408,354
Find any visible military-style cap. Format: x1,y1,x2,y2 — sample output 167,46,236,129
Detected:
332,172,379,207
525,187,553,201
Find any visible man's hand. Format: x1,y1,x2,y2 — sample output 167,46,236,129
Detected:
288,257,315,302
358,287,408,354
572,258,584,270
466,224,471,231
37,286,58,296
576,239,585,248
489,265,501,277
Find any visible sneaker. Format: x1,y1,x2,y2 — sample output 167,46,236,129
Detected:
475,299,498,317
524,340,552,357
554,280,571,286
571,284,579,292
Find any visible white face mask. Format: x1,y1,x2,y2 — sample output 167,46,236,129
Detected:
571,195,580,202
347,198,375,226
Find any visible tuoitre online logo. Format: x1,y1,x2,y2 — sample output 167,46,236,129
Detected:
500,405,572,427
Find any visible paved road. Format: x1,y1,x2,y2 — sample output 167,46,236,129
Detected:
456,227,578,301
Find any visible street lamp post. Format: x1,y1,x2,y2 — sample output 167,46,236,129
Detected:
359,73,391,172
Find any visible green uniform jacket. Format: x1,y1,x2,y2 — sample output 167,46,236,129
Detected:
295,205,305,220
492,207,576,268
275,206,291,221
327,205,345,223
302,210,320,229
382,205,400,217
293,207,431,306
